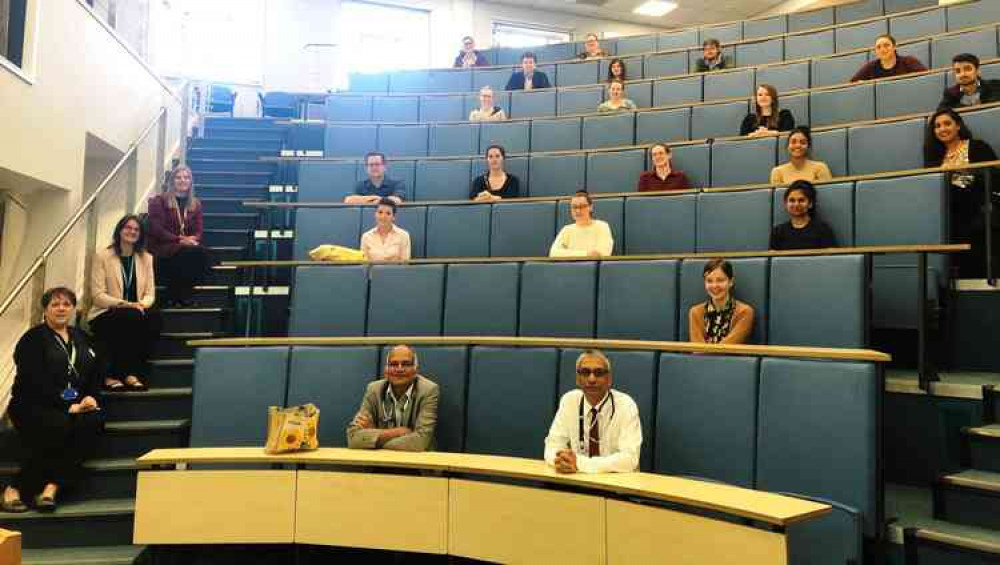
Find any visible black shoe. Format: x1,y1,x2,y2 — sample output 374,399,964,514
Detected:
34,493,56,513
1,496,27,513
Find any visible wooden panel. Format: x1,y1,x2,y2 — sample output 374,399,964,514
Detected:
0,528,20,565
134,470,296,544
295,471,448,553
606,499,786,565
448,478,605,564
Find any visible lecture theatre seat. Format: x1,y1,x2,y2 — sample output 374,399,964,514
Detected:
367,264,445,336
785,29,835,60
490,201,557,258
847,117,924,176
443,263,519,337
378,124,429,158
755,60,810,93
809,83,875,128
582,113,634,150
428,124,479,158
413,159,472,201
710,137,777,188
596,260,680,342
297,162,357,203
585,149,645,194
530,117,582,153
289,266,368,337
772,181,855,247
527,153,586,197
623,194,697,254
424,205,491,258
556,86,602,117
519,262,598,338
736,38,784,67
635,108,690,145
691,100,748,141
876,72,946,119
293,207,361,260
703,69,753,103
696,189,773,252
420,95,466,123
372,96,419,123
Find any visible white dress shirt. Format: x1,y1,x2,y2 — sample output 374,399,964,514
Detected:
549,220,614,258
544,389,642,474
360,225,411,261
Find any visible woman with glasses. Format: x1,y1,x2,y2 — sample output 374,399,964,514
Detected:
549,191,614,258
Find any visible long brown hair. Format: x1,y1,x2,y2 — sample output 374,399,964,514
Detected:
165,165,200,212
754,84,781,130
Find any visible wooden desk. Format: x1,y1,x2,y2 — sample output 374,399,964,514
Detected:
135,448,829,564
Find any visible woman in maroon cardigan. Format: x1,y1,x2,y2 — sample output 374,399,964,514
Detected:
146,165,210,306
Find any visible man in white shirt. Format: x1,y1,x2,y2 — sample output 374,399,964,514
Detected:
544,350,642,474
549,191,614,258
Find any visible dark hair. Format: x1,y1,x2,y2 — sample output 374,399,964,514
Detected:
376,197,397,214
702,38,721,49
462,36,474,43
573,190,593,205
785,180,818,218
607,58,627,82
608,79,625,94
754,84,781,130
876,34,897,47
952,53,980,68
111,214,146,256
585,33,599,42
364,151,386,165
485,144,506,159
42,286,77,308
787,126,812,148
923,108,973,166
703,258,733,279
521,52,536,63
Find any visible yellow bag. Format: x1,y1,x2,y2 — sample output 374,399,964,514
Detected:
308,244,366,262
265,404,320,454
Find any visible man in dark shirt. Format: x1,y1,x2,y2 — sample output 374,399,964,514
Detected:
344,152,405,205
851,34,927,82
695,39,728,72
505,52,552,91
939,53,1000,109
636,144,692,192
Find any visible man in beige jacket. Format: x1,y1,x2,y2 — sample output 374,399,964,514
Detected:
346,345,439,451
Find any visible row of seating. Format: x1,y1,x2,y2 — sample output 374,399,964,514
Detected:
190,343,880,539
331,56,999,125
287,255,867,348
305,105,1000,193
465,0,936,66
347,5,996,94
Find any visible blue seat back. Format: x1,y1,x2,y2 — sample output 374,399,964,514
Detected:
586,149,645,193
679,257,768,344
755,61,810,93
848,118,924,175
789,7,834,32
325,125,377,157
425,205,491,258
420,95,465,122
490,201,557,257
556,61,600,87
414,159,472,201
360,205,427,258
348,73,389,93
625,82,653,109
889,7,945,42
786,504,863,565
932,27,998,68
530,117,582,153
390,71,429,93
653,75,703,107
624,194,697,254
756,358,878,536
326,96,373,121
191,347,289,447
597,260,679,341
656,353,759,487
510,90,557,119
378,125,428,158
427,70,472,93
948,1,1000,31
372,96,419,122
876,72,946,119
809,83,875,127
835,0,883,23
697,189,773,251
811,127,849,178
854,173,947,251
428,124,480,157
711,137,777,187
657,29,699,51
480,121,530,154
412,346,468,453
528,154,586,197
519,262,597,337
465,347,558,458
557,86,603,116
636,108,691,144
293,207,361,260
287,346,379,447
769,255,867,348
836,19,888,52
773,181,855,246
744,16,787,40
897,40,930,69
700,22,742,44
962,105,1000,154
671,143,711,188
297,162,357,203
367,264,445,336
691,100,748,140
617,35,657,56
785,30,835,60
812,51,869,87
736,38,784,67
582,113,635,149
443,263,519,336
644,52,689,78
704,69,754,102
289,266,368,337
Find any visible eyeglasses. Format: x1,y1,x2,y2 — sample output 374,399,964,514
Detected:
388,361,415,369
576,367,609,377
571,204,590,210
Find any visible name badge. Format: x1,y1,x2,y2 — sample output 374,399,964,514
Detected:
61,385,79,402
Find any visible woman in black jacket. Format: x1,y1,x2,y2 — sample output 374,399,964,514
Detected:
740,84,795,137
924,108,999,278
3,288,104,513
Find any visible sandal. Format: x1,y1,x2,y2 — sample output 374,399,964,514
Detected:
124,376,147,391
1,488,27,513
33,493,56,513
104,379,125,392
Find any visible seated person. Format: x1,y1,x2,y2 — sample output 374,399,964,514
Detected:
471,144,520,201
770,127,833,184
740,84,794,137
346,345,439,451
544,350,641,474
146,165,210,307
940,53,1000,109
607,58,627,82
549,191,614,258
924,107,999,278
344,152,405,205
637,143,691,192
597,80,637,113
360,198,411,261
469,86,507,121
505,52,551,91
851,34,927,82
578,33,610,60
454,36,488,68
695,39,728,72
688,258,754,344
770,180,838,250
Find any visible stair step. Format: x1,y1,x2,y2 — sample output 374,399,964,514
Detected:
153,332,220,359
102,388,193,423
189,137,282,151
209,246,247,264
200,197,265,214
0,458,139,500
204,117,283,130
906,527,1000,563
160,307,228,333
22,544,146,565
935,470,1000,530
96,419,190,460
187,159,277,174
204,127,285,141
156,284,231,308
206,265,238,286
187,148,277,161
191,171,274,185
965,425,1000,473
147,359,193,389
204,212,258,230
0,498,135,549
203,229,251,248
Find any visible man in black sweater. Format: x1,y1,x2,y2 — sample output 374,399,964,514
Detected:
940,53,1000,109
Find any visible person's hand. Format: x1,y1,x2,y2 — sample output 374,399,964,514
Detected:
68,403,83,414
378,427,411,442
353,412,373,429
179,236,197,246
554,449,578,474
80,396,99,411
364,195,382,205
587,250,602,257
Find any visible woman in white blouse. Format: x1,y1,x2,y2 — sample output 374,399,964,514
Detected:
360,198,411,261
468,86,507,122
549,191,614,258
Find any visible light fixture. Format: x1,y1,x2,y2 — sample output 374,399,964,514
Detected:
633,0,677,16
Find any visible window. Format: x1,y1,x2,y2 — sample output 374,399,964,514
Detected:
491,22,571,49
1,0,27,68
338,1,431,76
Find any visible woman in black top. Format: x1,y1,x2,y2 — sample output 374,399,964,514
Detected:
740,84,795,137
470,144,521,202
770,180,837,250
3,288,104,513
924,108,999,278
607,58,627,82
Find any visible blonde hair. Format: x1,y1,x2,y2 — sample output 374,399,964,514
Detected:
165,164,199,212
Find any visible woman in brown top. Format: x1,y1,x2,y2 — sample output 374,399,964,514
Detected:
688,258,755,344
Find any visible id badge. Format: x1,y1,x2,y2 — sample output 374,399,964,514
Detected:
61,384,79,402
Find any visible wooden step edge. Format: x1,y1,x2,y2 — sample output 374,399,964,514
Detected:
0,498,135,520
160,332,219,339
915,528,1000,554
940,471,1000,493
203,213,259,218
159,307,225,314
21,544,147,565
149,359,193,367
102,387,192,399
105,419,190,434
963,425,1000,439
0,458,139,475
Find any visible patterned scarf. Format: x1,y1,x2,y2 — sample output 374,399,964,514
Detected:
703,296,735,344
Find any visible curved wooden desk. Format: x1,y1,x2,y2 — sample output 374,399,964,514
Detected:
135,448,829,564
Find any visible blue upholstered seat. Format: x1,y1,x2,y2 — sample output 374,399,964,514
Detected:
624,194,697,254
710,137,777,187
372,96,419,122
597,260,680,341
785,29,835,60
531,117,583,153
297,162,358,203
428,124,480,157
419,95,466,122
704,69,754,103
367,264,445,336
556,86,603,117
586,149,645,193
326,96,373,121
809,83,875,127
519,262,598,337
697,189,773,251
378,125,429,158
413,159,473,201
490,201,557,257
293,207,361,260
582,113,635,149
528,153,586,197
325,125,377,157
736,38,784,67
443,263,520,336
679,257,769,344
635,108,691,145
289,265,368,337
425,205,491,258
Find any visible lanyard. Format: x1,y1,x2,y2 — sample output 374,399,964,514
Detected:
174,202,187,234
51,330,79,381
121,255,135,296
382,381,415,428
578,392,614,453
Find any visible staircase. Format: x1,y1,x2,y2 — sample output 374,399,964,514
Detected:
0,117,283,563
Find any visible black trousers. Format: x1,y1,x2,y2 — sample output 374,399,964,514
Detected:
7,405,104,497
157,246,211,302
90,308,162,379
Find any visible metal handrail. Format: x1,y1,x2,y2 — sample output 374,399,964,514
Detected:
0,106,167,319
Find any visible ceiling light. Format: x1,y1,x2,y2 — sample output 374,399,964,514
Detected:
633,0,677,16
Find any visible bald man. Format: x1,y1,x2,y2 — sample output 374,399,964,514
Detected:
346,345,440,451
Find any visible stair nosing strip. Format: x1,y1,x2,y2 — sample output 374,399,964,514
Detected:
940,473,1000,493
916,528,1000,554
